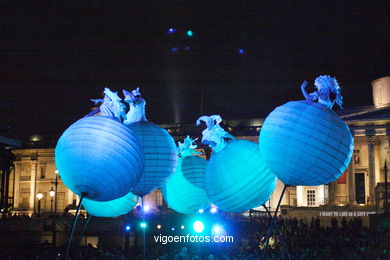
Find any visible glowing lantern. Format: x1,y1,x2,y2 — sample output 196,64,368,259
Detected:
82,191,139,217
123,88,177,196
162,136,210,214
128,121,177,196
55,116,144,201
259,100,354,186
205,139,277,212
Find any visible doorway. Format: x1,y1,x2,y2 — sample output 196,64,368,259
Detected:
355,173,365,204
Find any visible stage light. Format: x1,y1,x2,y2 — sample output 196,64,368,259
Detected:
157,224,162,229
238,48,245,55
193,220,204,233
143,205,150,213
210,207,217,214
140,222,147,228
198,209,204,213
212,224,222,234
184,46,190,51
125,225,131,231
186,30,193,37
181,225,185,229
171,227,175,231
167,28,176,34
171,47,178,52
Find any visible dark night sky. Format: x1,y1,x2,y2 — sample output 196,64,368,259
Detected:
1,1,389,140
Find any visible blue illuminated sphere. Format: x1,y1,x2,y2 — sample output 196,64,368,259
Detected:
82,191,139,217
127,121,178,196
55,116,144,201
162,155,210,214
259,101,354,186
205,140,277,213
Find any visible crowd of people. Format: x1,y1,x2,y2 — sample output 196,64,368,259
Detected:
0,215,388,259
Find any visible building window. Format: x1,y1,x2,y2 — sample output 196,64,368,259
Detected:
353,150,360,165
307,190,316,206
40,166,46,179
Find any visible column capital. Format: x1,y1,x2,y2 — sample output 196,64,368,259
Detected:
366,135,376,145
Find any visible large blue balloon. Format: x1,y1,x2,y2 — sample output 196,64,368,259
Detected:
259,100,354,186
205,140,277,213
162,155,210,214
128,121,178,196
82,191,139,217
55,116,144,201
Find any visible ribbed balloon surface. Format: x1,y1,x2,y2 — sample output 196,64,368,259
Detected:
128,121,178,196
259,100,354,186
205,140,277,213
82,191,139,217
162,155,210,214
55,116,144,201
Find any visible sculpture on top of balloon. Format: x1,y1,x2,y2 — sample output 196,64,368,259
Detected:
198,115,277,213
161,136,210,214
259,75,354,187
123,87,178,197
55,88,144,202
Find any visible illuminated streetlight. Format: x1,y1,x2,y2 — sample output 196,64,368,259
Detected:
49,187,55,215
37,192,43,216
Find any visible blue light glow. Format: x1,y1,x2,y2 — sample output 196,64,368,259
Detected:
186,30,193,37
167,28,176,34
128,121,178,196
205,140,277,212
238,49,245,54
259,100,354,186
171,227,175,231
162,152,210,214
140,222,147,228
193,220,204,233
55,116,144,201
210,207,217,214
198,209,204,213
212,225,222,234
184,46,190,51
143,205,150,213
171,47,178,52
82,191,139,217
125,225,131,231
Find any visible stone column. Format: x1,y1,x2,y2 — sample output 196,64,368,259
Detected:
367,134,376,205
29,159,38,210
328,181,336,204
348,150,357,205
13,162,20,209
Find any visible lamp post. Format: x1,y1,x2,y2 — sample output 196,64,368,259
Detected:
52,170,59,215
37,192,43,216
49,187,55,215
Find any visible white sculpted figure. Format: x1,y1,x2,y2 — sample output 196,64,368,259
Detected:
301,75,343,109
88,88,127,121
196,115,235,153
123,87,147,125
178,136,202,157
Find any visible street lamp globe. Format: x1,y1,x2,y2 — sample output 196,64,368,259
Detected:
49,187,55,198
37,192,43,200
